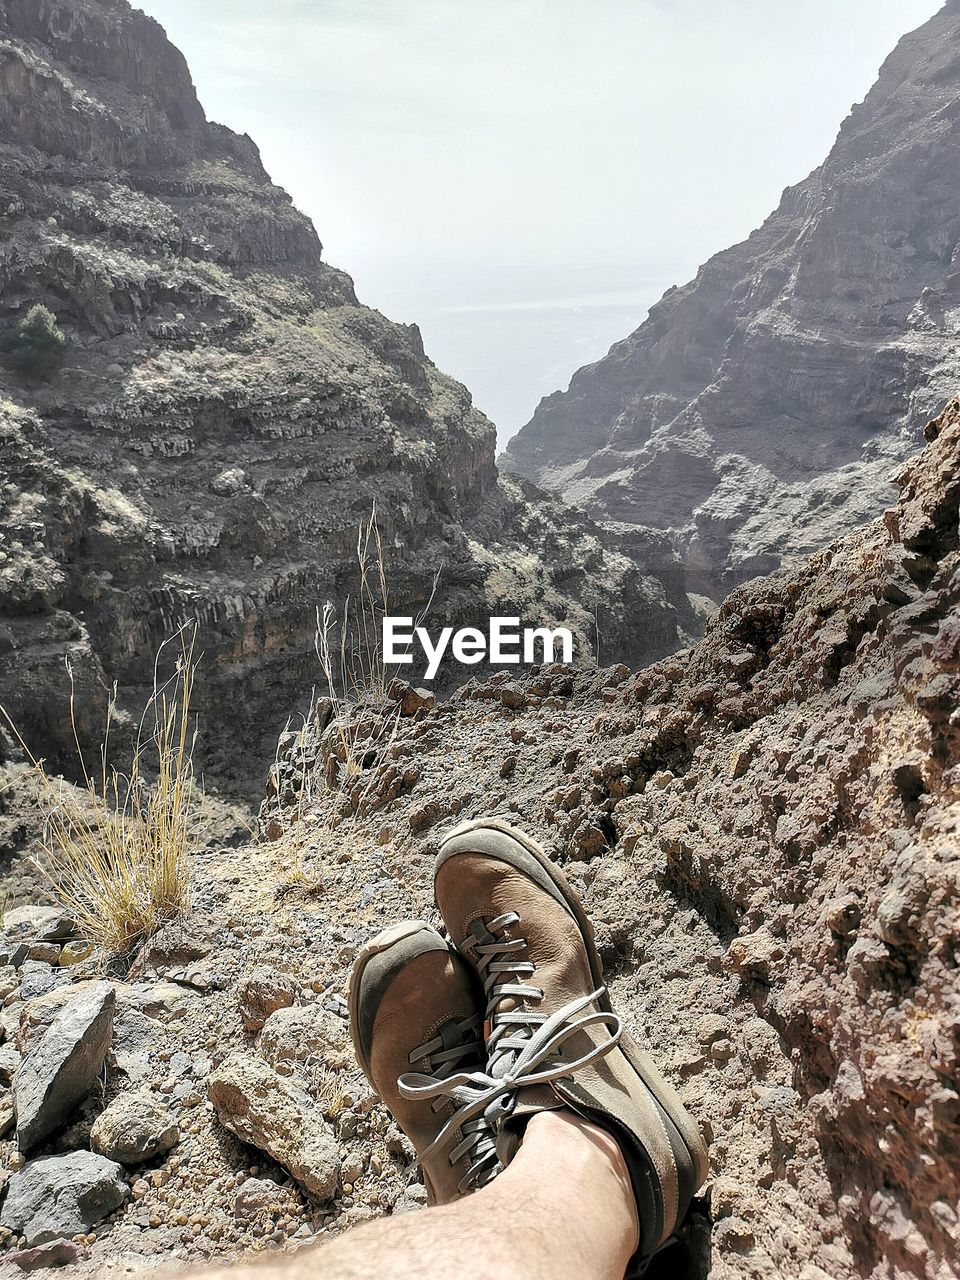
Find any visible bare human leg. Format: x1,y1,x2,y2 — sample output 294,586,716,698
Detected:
186,1111,638,1280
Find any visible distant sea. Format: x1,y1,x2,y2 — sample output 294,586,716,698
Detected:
358,262,683,452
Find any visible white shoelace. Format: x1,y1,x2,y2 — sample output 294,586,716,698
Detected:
401,1012,500,1193
398,912,622,1171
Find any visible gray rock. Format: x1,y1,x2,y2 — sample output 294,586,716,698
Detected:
393,1181,428,1214
0,1151,128,1246
0,1004,20,1044
322,994,348,1019
0,1088,13,1137
163,963,220,991
14,981,115,1150
0,966,20,1004
0,1043,21,1083
18,962,71,1002
258,1004,350,1073
90,1090,179,1164
234,1176,285,1217
17,981,102,1051
108,1002,171,1086
122,981,196,1023
167,1050,194,1079
131,923,210,977
498,682,526,710
2,908,77,944
4,943,30,968
210,467,249,496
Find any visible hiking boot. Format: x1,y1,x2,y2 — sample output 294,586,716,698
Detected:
433,818,709,1275
348,920,499,1204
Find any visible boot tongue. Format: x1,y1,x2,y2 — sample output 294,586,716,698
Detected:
468,915,526,1055
486,993,522,1074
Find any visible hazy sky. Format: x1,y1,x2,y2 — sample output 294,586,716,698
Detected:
138,0,942,446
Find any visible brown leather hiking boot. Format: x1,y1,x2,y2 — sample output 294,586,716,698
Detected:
433,818,709,1275
348,920,499,1204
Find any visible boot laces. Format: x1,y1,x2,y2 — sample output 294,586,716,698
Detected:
399,1011,500,1194
398,912,621,1168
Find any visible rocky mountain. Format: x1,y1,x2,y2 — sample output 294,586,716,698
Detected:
2,6,957,1271
503,1,960,600
0,0,695,791
0,393,956,1278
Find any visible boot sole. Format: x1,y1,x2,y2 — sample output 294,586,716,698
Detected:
436,817,710,1197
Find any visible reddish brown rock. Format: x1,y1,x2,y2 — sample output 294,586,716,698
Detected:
236,968,298,1033
267,400,960,1278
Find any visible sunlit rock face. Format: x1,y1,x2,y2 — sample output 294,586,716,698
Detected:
0,0,695,790
504,2,960,599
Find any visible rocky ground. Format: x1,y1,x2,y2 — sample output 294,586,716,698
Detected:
0,398,956,1278
504,0,960,601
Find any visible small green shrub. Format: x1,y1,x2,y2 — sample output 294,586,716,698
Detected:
2,304,67,379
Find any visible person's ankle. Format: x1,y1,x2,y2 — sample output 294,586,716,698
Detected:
516,1109,640,1257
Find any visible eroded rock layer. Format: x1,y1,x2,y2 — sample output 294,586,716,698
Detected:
0,0,693,788
262,397,958,1279
504,1,960,600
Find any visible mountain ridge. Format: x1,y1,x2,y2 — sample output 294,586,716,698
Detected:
0,0,695,791
503,1,960,599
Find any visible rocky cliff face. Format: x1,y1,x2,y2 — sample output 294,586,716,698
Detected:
0,0,694,790
503,1,960,600
1,398,955,1278
258,397,958,1280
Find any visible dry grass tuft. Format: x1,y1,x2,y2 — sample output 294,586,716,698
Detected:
265,504,440,852
316,503,394,722
315,505,438,809
1,629,200,955
306,1058,357,1121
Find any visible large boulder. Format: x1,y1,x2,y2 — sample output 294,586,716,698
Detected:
14,982,115,1150
0,1151,128,1246
89,1090,179,1164
207,1053,340,1200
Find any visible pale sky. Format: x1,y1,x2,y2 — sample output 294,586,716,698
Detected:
138,0,943,446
